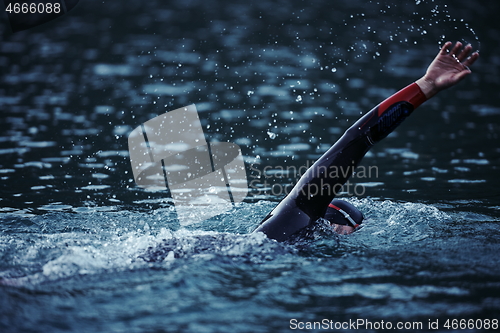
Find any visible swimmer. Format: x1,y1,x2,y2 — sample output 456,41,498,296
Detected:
253,41,479,242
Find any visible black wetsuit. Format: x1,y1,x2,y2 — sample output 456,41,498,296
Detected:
253,83,427,241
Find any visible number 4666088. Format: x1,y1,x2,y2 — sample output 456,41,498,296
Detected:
443,319,498,330
5,2,61,14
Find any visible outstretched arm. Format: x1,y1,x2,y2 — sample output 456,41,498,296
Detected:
254,42,479,241
416,41,479,99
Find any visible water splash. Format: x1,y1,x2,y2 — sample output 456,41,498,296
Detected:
331,1,481,71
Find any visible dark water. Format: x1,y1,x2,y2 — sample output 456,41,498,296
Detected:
1,0,500,332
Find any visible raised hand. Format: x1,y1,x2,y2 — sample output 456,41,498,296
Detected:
416,41,479,98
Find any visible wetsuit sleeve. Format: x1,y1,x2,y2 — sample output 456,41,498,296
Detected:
253,83,427,241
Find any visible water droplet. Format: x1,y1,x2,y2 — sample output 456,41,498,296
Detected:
267,131,277,139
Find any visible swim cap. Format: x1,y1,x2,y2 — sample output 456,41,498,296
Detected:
324,199,363,228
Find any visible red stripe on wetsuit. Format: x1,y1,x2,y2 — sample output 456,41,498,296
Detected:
378,83,427,116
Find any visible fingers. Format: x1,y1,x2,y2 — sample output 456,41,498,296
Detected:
463,51,479,68
454,69,472,83
449,41,464,57
456,43,473,62
440,41,453,55
442,40,479,68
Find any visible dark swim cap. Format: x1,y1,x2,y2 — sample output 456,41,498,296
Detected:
324,199,363,228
